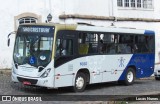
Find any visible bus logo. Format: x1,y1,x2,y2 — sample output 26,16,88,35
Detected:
118,57,125,67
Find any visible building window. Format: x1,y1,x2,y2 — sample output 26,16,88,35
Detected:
117,0,153,9
131,0,136,7
14,13,42,31
117,0,123,7
143,0,153,9
18,17,37,24
78,32,99,55
137,0,142,8
124,0,130,7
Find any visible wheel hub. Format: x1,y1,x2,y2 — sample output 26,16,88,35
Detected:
76,77,84,89
127,71,133,83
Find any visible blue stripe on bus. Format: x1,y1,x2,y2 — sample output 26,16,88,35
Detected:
144,30,155,35
118,53,155,81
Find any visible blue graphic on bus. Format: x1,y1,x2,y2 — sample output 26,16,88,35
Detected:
118,57,125,67
30,56,36,64
141,69,144,74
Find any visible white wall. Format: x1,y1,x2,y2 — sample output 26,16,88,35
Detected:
0,0,17,68
0,0,47,68
117,10,155,18
74,0,111,16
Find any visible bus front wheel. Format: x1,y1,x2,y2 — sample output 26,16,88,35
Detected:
124,68,135,85
73,72,87,92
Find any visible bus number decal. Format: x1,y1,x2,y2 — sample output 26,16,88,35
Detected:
80,62,87,66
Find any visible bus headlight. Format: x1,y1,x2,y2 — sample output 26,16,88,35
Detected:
40,68,51,78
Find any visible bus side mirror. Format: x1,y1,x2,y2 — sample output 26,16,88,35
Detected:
7,31,16,47
7,38,10,47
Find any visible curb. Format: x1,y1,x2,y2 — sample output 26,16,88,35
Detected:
0,69,11,75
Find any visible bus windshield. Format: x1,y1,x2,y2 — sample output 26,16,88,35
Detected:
13,25,54,67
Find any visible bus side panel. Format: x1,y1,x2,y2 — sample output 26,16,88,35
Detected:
101,55,132,82
54,57,91,87
54,75,74,88
135,53,155,78
118,53,155,80
54,55,134,87
54,56,104,87
54,64,75,88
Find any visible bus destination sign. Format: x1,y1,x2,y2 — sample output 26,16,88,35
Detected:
18,26,54,34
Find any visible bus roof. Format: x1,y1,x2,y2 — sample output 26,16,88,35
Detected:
19,23,155,35
76,25,155,35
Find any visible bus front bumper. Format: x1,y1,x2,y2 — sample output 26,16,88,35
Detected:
12,72,55,88
154,70,160,78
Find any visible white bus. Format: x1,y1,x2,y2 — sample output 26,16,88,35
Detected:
8,23,155,92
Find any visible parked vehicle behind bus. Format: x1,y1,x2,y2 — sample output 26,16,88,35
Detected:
8,23,155,92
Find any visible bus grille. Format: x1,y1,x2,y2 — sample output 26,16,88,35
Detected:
17,77,38,85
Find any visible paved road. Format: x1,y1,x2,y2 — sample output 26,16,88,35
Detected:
0,74,160,104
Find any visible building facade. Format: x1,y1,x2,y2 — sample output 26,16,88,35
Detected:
0,0,160,69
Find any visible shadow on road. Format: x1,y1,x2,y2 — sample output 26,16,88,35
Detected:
10,79,146,95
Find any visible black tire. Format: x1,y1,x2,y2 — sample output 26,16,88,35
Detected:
124,68,135,85
155,77,160,80
73,72,87,92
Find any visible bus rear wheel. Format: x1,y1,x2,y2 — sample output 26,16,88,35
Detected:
124,68,135,85
73,72,87,92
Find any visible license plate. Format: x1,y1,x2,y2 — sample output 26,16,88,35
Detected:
23,81,31,85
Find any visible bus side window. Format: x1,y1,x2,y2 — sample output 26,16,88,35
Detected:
108,44,116,54
65,39,73,55
148,36,154,52
78,32,98,55
100,34,116,54
79,43,89,54
56,39,61,56
118,34,133,54
134,35,152,53
137,36,149,53
56,39,73,56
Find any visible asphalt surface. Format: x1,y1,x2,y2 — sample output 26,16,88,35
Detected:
0,73,160,104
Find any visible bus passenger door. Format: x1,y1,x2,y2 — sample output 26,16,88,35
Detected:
54,30,77,87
